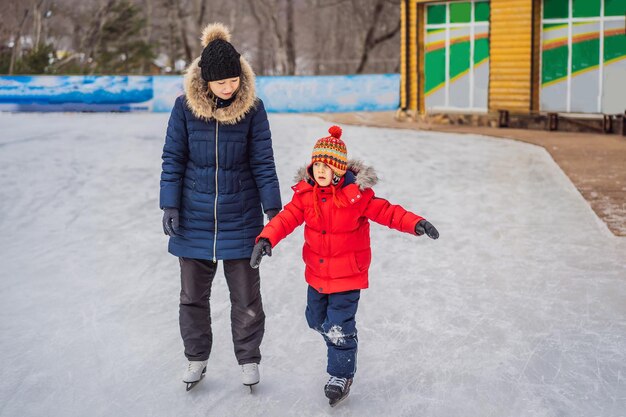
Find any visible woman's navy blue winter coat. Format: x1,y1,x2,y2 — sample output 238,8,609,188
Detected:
160,56,281,261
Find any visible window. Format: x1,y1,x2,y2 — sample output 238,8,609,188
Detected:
425,0,490,111
541,0,626,113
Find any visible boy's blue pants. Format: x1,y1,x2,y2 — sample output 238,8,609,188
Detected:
305,285,361,379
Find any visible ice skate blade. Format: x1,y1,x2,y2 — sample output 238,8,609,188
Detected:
184,372,206,392
329,391,350,407
243,381,259,390
245,382,259,394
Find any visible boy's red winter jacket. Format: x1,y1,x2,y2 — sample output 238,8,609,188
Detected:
257,161,424,294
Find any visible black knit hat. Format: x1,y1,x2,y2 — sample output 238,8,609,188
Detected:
198,39,241,82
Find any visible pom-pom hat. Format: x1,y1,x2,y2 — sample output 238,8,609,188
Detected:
310,125,348,177
197,23,241,82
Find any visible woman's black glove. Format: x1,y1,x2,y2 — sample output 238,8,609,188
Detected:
265,209,279,221
162,208,181,236
415,219,439,240
250,238,272,269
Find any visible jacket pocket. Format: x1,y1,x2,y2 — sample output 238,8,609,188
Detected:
328,253,362,278
353,249,371,273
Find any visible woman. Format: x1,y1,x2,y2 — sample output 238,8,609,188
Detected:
160,23,281,391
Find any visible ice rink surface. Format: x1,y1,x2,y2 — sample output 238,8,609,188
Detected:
0,112,625,417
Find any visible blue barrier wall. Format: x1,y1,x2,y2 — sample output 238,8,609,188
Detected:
0,74,399,113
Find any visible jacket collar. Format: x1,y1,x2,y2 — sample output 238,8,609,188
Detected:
215,93,236,109
292,159,378,192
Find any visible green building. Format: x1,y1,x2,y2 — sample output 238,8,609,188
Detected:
400,0,626,117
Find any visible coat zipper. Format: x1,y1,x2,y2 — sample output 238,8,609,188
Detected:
212,120,219,262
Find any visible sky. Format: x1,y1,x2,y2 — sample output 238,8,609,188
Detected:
0,113,625,417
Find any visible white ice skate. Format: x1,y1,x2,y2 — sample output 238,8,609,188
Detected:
183,360,207,391
241,363,260,388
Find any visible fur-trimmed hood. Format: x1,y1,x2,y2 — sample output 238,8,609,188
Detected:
294,159,378,191
183,23,257,125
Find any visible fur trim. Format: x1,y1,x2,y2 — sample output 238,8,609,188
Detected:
294,166,309,184
349,159,379,190
183,54,257,125
294,159,378,190
201,23,231,47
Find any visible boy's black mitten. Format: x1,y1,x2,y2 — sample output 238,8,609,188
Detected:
265,209,279,221
250,238,272,269
415,219,439,240
162,208,181,236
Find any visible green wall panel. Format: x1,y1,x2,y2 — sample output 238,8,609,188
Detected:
605,0,625,16
542,46,568,84
543,22,567,30
544,0,568,19
604,34,626,62
427,5,447,24
475,1,490,22
449,41,471,80
425,49,446,93
572,39,600,74
474,38,489,64
573,0,600,18
450,2,471,23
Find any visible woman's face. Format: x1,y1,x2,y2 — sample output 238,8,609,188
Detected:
208,77,240,100
312,162,333,187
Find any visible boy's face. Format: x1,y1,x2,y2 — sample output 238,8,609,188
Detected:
208,77,240,100
313,162,333,187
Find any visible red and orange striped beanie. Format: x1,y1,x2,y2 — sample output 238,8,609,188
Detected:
311,125,348,177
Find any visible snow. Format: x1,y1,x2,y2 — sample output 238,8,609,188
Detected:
324,326,348,346
0,113,625,417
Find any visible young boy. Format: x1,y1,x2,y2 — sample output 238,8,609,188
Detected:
250,125,439,406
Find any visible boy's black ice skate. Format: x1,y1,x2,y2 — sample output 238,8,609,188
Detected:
324,376,352,407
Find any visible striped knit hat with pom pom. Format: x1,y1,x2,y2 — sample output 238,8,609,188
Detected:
311,125,348,177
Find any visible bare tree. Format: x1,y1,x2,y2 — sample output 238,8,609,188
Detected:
175,0,193,63
139,0,153,73
33,0,44,50
85,0,117,74
196,0,208,31
165,0,179,68
285,0,295,75
247,0,267,74
163,0,240,67
0,0,401,75
299,0,398,75
254,0,296,75
8,4,30,74
260,0,287,74
352,0,400,73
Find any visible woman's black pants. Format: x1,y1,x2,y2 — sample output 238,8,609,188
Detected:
178,257,265,365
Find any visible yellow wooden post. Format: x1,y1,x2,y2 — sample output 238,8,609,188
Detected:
489,0,534,113
409,1,419,112
400,0,408,109
530,0,541,112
